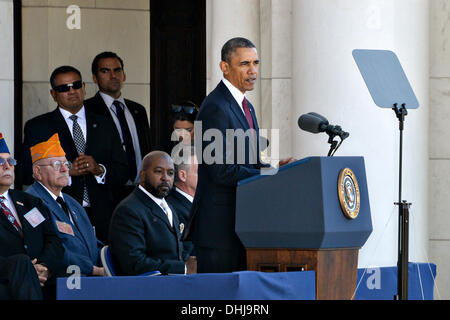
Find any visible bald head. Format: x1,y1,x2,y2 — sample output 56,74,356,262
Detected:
140,151,174,198
141,151,172,171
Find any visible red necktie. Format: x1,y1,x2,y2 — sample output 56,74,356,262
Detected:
242,97,254,129
0,196,23,238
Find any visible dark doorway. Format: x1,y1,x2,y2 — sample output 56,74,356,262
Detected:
150,0,206,153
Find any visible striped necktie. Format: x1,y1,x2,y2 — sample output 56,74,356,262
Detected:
0,196,23,237
69,115,90,205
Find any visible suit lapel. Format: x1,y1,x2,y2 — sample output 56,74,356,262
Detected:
173,190,192,212
51,108,79,161
135,188,175,232
0,193,23,238
94,92,115,121
8,190,33,238
218,82,250,130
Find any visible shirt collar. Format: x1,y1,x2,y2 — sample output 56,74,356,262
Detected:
59,105,86,121
37,182,63,201
222,77,246,109
99,91,126,110
138,185,168,208
175,187,194,203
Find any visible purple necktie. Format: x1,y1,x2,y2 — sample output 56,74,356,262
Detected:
242,97,254,129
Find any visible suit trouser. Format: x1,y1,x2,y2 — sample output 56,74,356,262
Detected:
0,254,43,300
196,244,247,273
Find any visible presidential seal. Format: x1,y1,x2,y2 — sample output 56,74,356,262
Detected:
338,168,360,219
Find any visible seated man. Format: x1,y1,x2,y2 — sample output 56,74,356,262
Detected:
109,150,196,275
26,133,104,276
166,146,198,258
0,133,64,299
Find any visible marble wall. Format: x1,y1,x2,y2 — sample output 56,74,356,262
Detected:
292,0,430,272
21,0,150,126
0,0,14,152
429,0,450,300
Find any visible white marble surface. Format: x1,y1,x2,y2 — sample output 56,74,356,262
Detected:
0,0,13,81
22,7,150,84
0,80,14,150
429,240,450,299
430,0,450,78
429,78,450,158
22,0,95,8
429,159,450,240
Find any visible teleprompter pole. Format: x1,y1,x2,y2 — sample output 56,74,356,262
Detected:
392,103,410,301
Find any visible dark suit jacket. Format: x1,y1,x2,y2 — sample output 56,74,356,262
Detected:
84,92,152,158
27,182,101,275
0,189,65,281
109,187,186,275
17,107,129,243
186,81,266,252
166,188,194,258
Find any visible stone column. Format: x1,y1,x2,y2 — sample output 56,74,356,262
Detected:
206,0,261,115
0,0,14,151
292,0,429,267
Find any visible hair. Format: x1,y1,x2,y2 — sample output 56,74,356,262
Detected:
50,66,82,89
174,146,196,183
170,100,199,126
221,37,256,63
91,51,124,75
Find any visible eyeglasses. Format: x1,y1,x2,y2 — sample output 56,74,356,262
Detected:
0,158,17,167
171,104,198,114
53,80,83,93
38,160,72,171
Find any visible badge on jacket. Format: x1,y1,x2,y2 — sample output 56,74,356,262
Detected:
24,207,45,228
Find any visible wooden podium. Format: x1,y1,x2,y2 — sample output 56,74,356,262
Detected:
235,157,372,300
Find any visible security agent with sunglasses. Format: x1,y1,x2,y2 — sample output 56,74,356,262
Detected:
84,51,152,204
26,134,104,277
17,65,129,244
0,133,65,300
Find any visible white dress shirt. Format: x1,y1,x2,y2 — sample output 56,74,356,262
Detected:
99,92,142,185
58,106,106,207
222,77,246,115
0,190,22,228
37,182,74,224
175,187,194,203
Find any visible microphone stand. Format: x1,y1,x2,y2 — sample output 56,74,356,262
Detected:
392,103,411,300
326,126,348,157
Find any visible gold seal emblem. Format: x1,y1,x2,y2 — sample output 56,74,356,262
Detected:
338,168,360,219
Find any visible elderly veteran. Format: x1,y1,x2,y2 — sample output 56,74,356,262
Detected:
26,133,104,276
0,133,64,300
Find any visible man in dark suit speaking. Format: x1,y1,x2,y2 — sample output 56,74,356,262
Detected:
185,37,294,273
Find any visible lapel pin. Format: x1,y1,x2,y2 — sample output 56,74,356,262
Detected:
92,123,97,128
16,201,24,206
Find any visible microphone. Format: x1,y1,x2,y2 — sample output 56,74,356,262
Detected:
298,112,349,139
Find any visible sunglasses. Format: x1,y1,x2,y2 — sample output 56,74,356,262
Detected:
53,80,83,93
171,104,198,114
0,158,17,167
37,160,72,171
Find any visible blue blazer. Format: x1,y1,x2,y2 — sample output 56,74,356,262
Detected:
186,81,266,251
27,182,100,275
